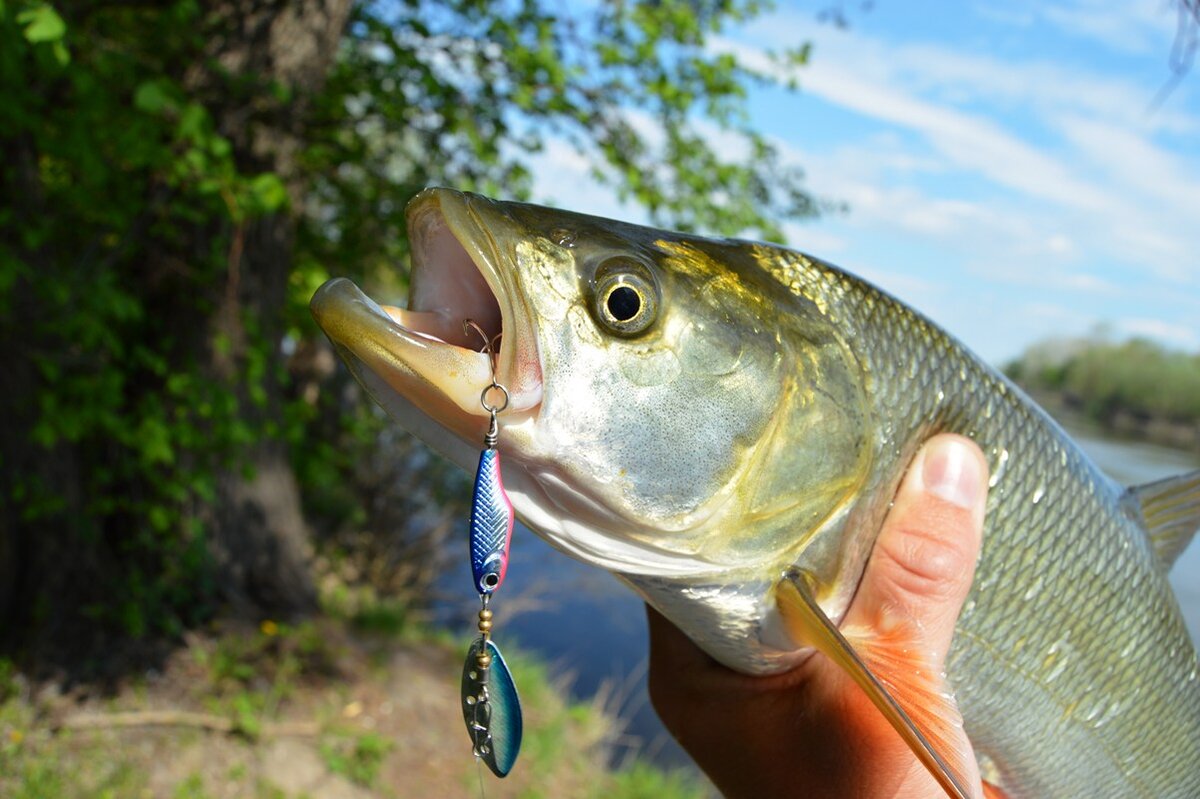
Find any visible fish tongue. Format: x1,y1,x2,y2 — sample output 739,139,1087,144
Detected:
775,572,980,799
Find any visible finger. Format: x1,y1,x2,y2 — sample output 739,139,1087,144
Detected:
846,434,989,667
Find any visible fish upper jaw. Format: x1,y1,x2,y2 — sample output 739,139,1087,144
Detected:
309,189,544,449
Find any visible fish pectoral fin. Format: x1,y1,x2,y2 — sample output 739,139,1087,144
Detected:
1124,469,1200,572
775,572,978,799
981,781,1010,799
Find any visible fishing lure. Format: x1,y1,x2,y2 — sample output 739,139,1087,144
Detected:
460,321,522,779
462,627,522,777
469,390,514,595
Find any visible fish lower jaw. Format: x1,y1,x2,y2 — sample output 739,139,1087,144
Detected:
378,305,543,414
513,468,727,579
542,514,716,578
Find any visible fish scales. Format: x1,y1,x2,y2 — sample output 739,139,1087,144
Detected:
311,189,1200,798
762,247,1200,797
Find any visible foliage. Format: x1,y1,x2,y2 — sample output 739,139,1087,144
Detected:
0,0,301,644
2,0,817,655
1005,335,1200,426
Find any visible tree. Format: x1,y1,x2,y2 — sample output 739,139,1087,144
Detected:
0,0,817,665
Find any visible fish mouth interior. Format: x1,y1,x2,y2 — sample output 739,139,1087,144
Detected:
405,202,504,353
311,188,543,430
376,190,543,414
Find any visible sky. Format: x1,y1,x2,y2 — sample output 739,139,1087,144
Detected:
528,0,1200,365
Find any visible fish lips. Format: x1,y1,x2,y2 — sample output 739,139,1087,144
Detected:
310,189,544,442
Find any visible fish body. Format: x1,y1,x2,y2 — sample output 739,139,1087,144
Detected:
311,189,1200,797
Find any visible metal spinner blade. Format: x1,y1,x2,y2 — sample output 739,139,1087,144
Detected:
461,636,523,778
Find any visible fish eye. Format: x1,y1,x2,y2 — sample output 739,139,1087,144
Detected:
592,259,659,336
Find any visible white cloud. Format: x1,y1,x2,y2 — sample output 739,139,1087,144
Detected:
514,6,1199,362
1056,113,1200,211
1038,0,1176,55
780,221,847,254
715,15,1200,289
525,137,641,222
1117,317,1200,349
973,0,1176,57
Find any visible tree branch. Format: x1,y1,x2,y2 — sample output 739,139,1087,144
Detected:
58,710,320,737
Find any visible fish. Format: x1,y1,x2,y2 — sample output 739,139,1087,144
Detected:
310,188,1200,798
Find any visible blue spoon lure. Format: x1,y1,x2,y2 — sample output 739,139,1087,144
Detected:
470,445,514,595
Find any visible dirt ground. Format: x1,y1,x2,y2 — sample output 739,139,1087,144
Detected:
1,618,688,799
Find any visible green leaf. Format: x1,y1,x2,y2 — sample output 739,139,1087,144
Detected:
138,417,174,466
134,79,177,114
249,173,288,212
18,4,66,43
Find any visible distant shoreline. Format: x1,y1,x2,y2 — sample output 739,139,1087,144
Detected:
1003,336,1200,456
1024,388,1200,454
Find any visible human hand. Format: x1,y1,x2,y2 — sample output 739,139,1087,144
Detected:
647,434,990,799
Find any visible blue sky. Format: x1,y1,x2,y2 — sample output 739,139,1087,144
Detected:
529,1,1200,365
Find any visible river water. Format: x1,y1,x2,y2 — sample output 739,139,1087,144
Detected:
442,427,1200,770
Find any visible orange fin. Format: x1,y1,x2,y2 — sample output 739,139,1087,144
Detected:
775,571,978,799
982,781,1010,799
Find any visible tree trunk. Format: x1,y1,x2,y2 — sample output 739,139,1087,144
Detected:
195,0,354,615
1,0,354,660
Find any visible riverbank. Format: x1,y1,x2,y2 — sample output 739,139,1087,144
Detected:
0,613,710,798
1004,335,1200,453
1024,388,1200,453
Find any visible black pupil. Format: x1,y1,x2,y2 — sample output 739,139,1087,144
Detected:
606,285,642,321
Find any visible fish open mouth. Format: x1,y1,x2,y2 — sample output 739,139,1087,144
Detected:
310,189,543,440
391,195,504,354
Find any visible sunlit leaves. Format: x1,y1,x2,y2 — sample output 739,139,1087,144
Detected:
247,173,289,215
133,78,178,114
14,2,68,65
299,0,818,315
16,3,64,43
3,0,820,641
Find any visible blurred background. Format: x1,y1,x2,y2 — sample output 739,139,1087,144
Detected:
1,1,1197,797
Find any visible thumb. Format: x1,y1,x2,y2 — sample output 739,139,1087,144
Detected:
844,434,989,667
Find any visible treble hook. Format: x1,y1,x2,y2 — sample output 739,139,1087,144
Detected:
462,319,503,381
463,319,508,446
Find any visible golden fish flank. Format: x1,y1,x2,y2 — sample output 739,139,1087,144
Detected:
311,188,1200,799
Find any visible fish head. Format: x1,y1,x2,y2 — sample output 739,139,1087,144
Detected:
312,188,875,670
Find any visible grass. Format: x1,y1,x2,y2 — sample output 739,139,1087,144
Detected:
0,596,711,799
319,730,393,787
1,704,146,798
609,762,711,799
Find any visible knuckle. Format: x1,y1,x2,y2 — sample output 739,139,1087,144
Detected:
873,510,976,606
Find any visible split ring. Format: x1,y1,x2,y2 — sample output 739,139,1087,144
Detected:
481,382,510,414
